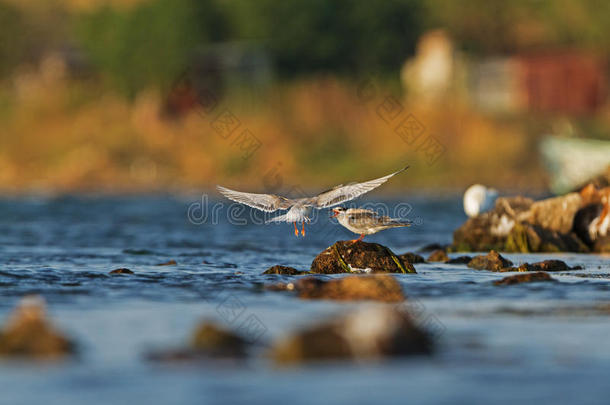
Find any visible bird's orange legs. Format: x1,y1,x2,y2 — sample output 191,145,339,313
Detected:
301,221,306,236
293,222,299,237
350,234,365,243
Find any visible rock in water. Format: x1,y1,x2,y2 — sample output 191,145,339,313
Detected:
398,252,425,264
594,235,610,253
516,260,576,272
0,296,75,358
527,193,582,234
446,255,473,264
295,275,405,302
262,265,308,275
156,260,177,266
191,322,247,357
453,194,592,253
109,268,134,275
271,306,432,365
453,196,534,251
147,321,249,363
427,249,449,262
494,272,555,285
467,250,513,271
310,241,415,274
505,223,588,253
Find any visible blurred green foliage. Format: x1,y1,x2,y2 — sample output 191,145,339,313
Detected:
221,0,425,75
0,2,28,77
3,0,610,96
75,0,205,97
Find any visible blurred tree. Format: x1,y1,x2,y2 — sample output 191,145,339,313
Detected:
426,0,610,54
222,0,425,76
0,2,29,77
75,0,217,97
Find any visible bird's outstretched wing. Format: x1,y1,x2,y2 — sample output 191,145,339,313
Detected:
310,165,409,209
216,186,294,212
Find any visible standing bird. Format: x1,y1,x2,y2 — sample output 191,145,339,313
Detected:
330,207,412,242
217,166,409,237
463,184,498,217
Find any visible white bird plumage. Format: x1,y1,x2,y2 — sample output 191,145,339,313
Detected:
330,207,412,242
463,184,498,218
217,165,409,236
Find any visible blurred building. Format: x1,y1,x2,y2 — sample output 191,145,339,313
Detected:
404,31,607,115
472,52,607,114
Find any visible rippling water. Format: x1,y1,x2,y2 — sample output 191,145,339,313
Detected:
1,195,609,405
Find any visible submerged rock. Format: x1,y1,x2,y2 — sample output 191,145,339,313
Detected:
494,271,555,285
516,260,579,272
467,250,513,271
398,252,425,264
271,306,432,365
262,265,309,275
191,322,247,357
310,241,415,274
0,296,75,358
156,260,177,266
427,249,449,262
294,275,405,302
109,268,134,275
446,255,473,264
147,321,248,363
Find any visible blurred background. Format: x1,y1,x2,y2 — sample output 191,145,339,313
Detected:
2,0,610,195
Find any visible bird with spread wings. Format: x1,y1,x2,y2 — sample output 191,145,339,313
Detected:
216,165,408,236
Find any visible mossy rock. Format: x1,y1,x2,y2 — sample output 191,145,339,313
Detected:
311,241,415,274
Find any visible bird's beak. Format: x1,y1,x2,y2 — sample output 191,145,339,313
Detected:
330,210,339,218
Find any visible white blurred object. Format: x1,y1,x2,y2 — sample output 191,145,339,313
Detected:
540,136,610,194
463,184,498,217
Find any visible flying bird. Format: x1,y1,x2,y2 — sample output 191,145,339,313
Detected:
217,166,409,236
330,207,412,242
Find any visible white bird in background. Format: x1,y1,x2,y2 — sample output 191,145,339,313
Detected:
463,184,498,217
330,207,412,243
217,166,409,237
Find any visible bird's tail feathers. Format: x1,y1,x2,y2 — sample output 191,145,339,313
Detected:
266,213,289,224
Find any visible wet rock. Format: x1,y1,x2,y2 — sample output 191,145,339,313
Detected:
427,249,449,262
295,275,405,302
398,252,425,264
527,193,581,233
109,268,134,275
467,250,513,271
594,235,610,253
418,243,446,252
0,296,75,358
494,271,555,285
453,196,534,251
446,256,473,264
271,307,432,365
310,241,415,274
262,265,308,275
191,322,247,357
453,194,591,253
147,321,247,363
504,223,589,253
156,260,177,266
516,260,578,272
